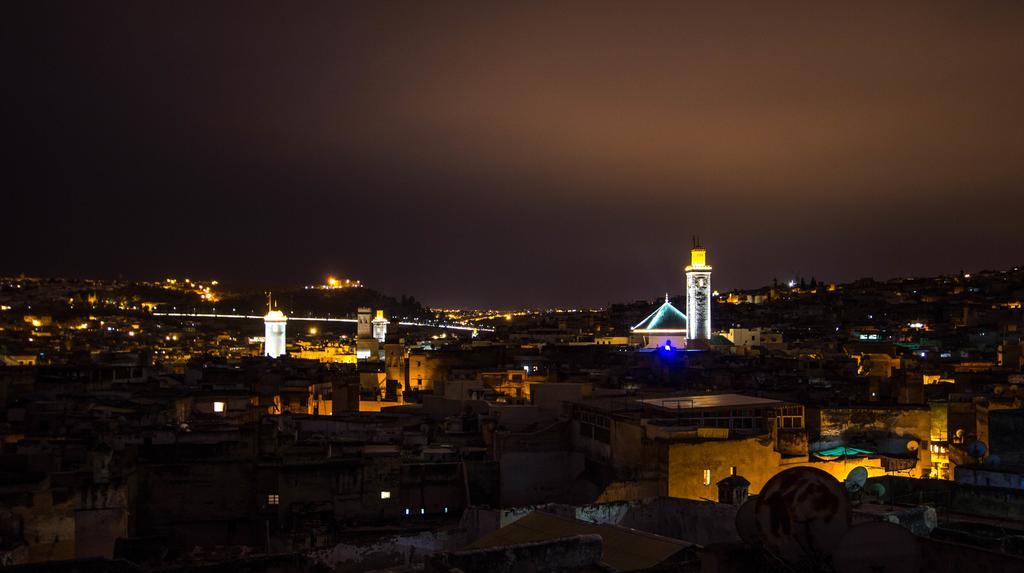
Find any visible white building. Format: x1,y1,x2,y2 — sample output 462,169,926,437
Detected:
264,295,287,358
726,327,783,349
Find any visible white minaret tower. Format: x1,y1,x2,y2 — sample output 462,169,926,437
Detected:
372,310,389,344
263,293,287,358
685,238,712,342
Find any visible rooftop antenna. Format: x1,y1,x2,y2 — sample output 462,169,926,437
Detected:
267,292,274,312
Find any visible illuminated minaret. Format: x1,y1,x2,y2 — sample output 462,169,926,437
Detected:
685,239,712,341
372,310,389,344
263,293,287,358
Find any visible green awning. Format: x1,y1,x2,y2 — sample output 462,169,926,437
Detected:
813,446,875,458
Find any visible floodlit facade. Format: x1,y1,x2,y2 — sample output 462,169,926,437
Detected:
685,242,712,341
264,296,287,358
372,310,389,344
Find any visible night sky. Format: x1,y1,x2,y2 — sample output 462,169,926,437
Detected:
6,3,1024,308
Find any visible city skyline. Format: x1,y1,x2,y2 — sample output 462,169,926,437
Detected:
3,4,1024,569
7,2,1024,308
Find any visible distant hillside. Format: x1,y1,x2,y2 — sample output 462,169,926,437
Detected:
215,287,430,320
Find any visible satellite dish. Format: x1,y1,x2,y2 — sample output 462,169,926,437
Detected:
753,467,851,565
966,440,987,458
844,467,868,493
866,483,886,497
832,522,923,573
954,429,965,442
906,440,919,452
984,455,1001,466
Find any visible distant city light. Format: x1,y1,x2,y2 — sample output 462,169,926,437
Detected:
313,276,362,290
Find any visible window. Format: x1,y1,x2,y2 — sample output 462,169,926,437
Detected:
213,401,225,413
267,494,279,505
380,491,391,500
703,469,712,486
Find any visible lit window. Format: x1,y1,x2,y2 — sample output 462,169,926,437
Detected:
213,401,226,413
404,508,410,516
703,469,712,486
420,508,425,515
380,491,391,500
267,494,279,505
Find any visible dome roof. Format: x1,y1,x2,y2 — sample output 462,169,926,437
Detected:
631,295,687,333
264,309,287,321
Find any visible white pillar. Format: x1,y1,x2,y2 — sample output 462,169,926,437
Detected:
264,310,287,358
685,246,712,341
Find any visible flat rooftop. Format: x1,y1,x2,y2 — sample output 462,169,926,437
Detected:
638,393,785,411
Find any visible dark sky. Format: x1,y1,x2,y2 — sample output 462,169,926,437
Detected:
5,2,1024,308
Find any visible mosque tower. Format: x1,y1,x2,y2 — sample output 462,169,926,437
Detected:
372,310,389,344
263,293,287,358
685,238,712,342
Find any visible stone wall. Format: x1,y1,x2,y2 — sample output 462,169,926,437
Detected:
461,497,742,548
667,435,781,501
310,530,461,572
811,405,930,455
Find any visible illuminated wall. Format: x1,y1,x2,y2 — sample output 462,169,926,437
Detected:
372,310,389,344
264,311,287,358
685,247,712,341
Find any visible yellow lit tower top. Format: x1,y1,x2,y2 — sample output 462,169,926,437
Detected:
685,241,711,272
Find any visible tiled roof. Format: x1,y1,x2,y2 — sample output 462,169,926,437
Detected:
631,296,687,333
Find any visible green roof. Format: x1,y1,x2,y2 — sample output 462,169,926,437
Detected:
631,296,688,333
813,446,875,458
